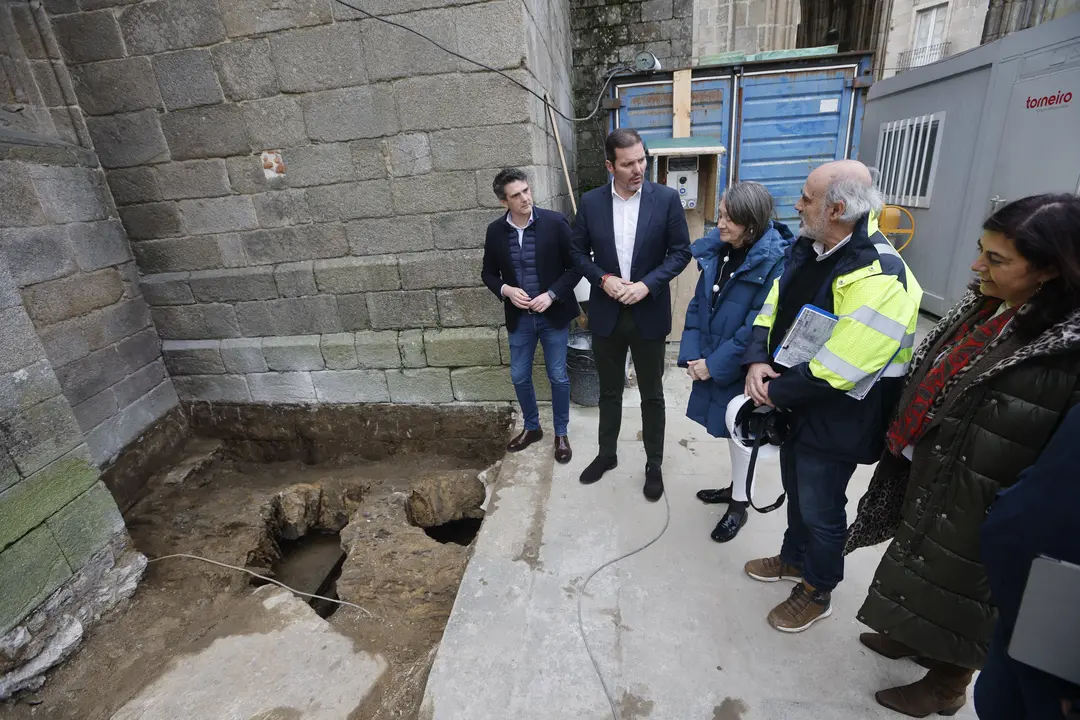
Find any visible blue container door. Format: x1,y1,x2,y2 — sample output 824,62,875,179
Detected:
615,80,673,147
613,76,731,199
736,66,860,227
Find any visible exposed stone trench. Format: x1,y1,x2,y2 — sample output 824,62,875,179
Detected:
0,445,498,720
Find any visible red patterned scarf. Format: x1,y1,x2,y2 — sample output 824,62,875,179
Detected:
886,302,1019,456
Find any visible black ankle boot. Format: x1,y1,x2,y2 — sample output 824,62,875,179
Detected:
710,501,748,543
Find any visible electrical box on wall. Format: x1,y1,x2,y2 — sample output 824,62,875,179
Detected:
645,136,726,221
666,156,700,209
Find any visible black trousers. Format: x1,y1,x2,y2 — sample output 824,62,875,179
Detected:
593,307,666,468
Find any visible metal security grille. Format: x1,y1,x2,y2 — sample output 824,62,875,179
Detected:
876,112,946,208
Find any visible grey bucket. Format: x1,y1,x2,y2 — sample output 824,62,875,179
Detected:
567,332,599,407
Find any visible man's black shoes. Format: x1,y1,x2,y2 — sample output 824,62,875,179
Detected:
643,465,664,501
579,455,617,484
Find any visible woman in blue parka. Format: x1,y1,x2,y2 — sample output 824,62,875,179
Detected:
678,181,793,543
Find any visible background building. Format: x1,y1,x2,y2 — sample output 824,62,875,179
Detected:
860,15,1080,316
878,0,1078,77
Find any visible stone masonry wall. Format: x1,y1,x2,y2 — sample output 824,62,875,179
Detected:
1,1,178,468
524,0,576,212
0,0,89,144
0,0,152,697
0,257,145,699
44,0,574,406
571,0,694,193
693,0,799,59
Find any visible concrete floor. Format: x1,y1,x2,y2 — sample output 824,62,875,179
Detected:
111,585,386,720
422,316,978,720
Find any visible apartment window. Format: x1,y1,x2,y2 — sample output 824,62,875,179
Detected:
876,112,945,208
914,4,947,48
904,4,950,69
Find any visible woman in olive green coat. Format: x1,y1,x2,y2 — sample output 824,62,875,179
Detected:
845,194,1080,718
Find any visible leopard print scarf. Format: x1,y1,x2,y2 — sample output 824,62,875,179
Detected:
845,293,1080,555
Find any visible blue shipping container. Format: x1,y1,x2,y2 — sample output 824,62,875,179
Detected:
611,54,872,227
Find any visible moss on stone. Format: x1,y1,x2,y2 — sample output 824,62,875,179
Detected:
0,524,72,636
46,482,125,571
0,447,99,551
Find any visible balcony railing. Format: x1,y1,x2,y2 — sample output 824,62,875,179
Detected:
897,43,951,72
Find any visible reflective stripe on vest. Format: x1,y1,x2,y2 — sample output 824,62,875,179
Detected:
847,305,909,343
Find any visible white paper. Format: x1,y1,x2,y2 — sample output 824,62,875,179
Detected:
773,306,836,369
773,305,888,401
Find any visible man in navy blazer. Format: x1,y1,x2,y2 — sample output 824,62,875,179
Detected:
571,128,692,500
482,168,582,464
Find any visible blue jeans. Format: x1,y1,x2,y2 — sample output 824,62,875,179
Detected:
778,444,857,592
975,621,1070,720
508,314,570,437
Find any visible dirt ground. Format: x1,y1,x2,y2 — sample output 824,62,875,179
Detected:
0,450,487,720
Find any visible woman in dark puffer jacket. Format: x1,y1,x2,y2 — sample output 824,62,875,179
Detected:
844,194,1080,718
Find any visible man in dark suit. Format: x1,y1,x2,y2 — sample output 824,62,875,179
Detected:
571,128,692,500
482,168,582,463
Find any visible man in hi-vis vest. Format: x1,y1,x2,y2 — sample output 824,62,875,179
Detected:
741,160,922,634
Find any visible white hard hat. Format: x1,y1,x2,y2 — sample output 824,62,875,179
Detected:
726,394,781,460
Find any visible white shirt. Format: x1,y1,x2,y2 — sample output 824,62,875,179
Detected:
505,210,534,247
612,184,642,280
812,233,853,261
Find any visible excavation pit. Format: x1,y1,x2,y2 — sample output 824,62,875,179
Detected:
2,402,510,720
267,532,347,619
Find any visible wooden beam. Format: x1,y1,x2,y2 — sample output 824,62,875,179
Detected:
545,94,577,217
668,69,695,342
672,69,692,139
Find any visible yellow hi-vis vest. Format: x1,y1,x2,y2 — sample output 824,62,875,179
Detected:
754,231,922,392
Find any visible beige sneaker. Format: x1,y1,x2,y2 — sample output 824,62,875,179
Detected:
744,554,803,583
767,581,832,633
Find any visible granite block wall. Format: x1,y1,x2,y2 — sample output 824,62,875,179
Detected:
0,145,178,467
0,0,89,144
571,0,695,192
693,0,799,60
0,254,145,700
1,1,178,467
42,0,575,404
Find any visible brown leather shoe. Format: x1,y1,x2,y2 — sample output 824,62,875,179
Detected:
507,428,543,452
554,435,572,464
875,662,974,717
